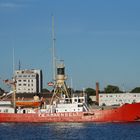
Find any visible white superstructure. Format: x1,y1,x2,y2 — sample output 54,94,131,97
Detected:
0,101,14,113
15,69,42,93
99,93,140,106
55,96,87,113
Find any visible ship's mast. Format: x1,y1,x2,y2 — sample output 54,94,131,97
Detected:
12,48,16,112
13,48,15,75
49,17,71,109
52,15,56,82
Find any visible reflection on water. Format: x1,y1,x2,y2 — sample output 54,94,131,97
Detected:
0,122,140,140
50,122,87,129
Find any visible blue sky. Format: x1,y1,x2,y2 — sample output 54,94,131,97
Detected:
0,0,140,91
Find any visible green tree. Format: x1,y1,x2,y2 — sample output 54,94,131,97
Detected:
42,88,50,93
131,87,140,93
85,88,96,105
104,85,121,93
85,88,96,96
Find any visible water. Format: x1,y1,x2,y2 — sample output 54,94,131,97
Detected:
0,122,140,140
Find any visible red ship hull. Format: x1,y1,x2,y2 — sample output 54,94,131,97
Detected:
0,103,140,123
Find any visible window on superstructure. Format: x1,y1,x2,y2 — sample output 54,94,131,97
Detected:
75,99,77,102
4,109,8,113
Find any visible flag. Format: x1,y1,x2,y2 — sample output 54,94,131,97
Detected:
47,82,54,86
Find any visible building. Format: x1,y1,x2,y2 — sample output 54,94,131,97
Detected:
99,93,140,106
15,69,43,93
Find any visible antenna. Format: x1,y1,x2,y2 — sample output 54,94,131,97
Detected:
52,15,56,81
18,60,21,70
